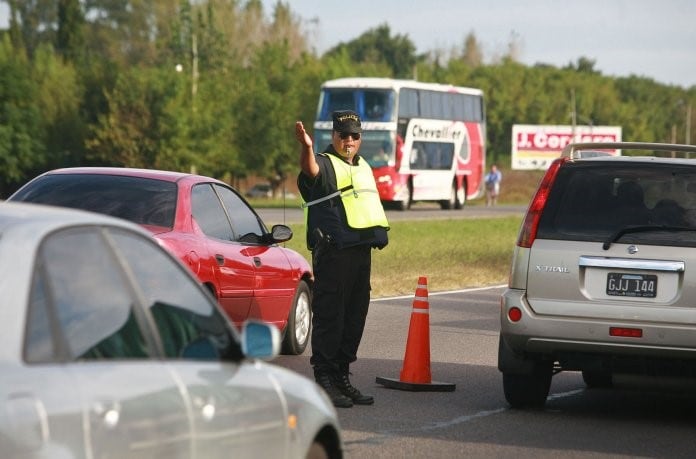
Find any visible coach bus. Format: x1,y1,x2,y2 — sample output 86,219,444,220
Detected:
313,77,486,210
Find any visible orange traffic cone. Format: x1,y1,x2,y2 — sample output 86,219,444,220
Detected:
376,276,455,392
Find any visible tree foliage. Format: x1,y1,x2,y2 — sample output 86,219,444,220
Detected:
0,0,693,198
325,23,417,78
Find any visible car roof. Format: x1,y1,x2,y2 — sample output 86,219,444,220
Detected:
561,142,696,164
40,166,223,185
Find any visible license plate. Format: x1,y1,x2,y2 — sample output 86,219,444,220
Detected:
606,272,657,298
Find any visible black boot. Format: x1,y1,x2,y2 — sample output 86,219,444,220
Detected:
315,371,353,408
332,370,374,405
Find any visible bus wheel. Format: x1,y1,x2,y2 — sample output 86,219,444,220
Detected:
454,182,466,209
397,182,412,211
439,183,458,210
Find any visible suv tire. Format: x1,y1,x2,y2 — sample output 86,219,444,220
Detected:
581,369,613,388
502,360,553,409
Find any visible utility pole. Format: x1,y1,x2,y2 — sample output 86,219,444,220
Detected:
687,102,692,145
191,33,198,111
570,89,577,137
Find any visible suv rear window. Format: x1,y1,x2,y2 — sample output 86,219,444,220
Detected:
537,161,696,247
12,174,177,228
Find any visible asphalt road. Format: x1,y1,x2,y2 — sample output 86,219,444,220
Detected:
276,286,696,458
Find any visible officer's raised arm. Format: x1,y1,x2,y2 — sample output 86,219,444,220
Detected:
296,121,319,178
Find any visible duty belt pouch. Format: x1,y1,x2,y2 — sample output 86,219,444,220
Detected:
312,228,328,268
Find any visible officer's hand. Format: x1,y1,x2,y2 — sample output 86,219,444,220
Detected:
295,121,313,149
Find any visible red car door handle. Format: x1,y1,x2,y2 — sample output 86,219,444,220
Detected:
253,256,262,267
215,254,224,266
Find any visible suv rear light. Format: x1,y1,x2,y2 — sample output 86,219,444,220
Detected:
609,327,643,338
507,307,522,322
517,157,568,248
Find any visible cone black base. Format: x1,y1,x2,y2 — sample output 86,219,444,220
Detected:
375,376,456,392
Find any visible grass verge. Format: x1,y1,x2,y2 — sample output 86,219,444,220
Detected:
285,216,522,298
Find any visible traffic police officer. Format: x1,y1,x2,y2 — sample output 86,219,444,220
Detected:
295,110,389,408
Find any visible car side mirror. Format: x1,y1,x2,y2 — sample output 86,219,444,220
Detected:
270,224,293,243
241,320,281,360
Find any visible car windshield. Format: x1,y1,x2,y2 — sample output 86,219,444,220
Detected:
12,174,177,228
537,162,696,247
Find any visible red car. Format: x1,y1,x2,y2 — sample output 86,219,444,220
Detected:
10,167,313,355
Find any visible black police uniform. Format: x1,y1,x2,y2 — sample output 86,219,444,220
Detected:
297,145,388,380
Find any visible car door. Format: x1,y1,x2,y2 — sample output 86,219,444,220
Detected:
38,226,192,459
111,226,289,458
214,184,296,324
7,265,84,458
191,183,255,323
175,362,289,458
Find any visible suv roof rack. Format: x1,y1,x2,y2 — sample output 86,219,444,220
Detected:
561,142,696,160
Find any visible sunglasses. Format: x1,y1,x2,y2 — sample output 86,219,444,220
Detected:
338,132,361,140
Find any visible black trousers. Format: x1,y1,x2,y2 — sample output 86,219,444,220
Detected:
310,242,372,375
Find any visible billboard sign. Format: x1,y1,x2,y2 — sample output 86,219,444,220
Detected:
512,124,622,170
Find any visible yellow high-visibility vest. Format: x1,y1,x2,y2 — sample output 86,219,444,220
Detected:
303,153,388,230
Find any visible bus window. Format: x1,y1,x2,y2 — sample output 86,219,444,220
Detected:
363,90,394,121
319,88,395,122
398,88,419,118
318,89,355,120
410,141,454,170
452,94,464,120
434,143,455,170
359,131,394,168
420,90,433,119
464,94,483,122
410,147,425,169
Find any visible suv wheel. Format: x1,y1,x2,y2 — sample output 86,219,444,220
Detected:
581,369,613,388
502,360,553,409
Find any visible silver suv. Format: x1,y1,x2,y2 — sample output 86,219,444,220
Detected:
499,142,696,408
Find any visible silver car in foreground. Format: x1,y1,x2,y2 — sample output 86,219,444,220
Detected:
0,202,342,458
500,142,696,409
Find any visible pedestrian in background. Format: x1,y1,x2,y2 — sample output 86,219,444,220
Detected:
485,164,502,206
295,110,389,408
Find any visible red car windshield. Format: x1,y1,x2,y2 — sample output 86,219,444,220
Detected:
11,174,177,228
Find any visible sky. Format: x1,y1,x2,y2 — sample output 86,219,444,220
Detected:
266,0,696,89
0,1,694,88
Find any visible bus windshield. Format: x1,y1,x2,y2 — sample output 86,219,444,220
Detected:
317,88,396,122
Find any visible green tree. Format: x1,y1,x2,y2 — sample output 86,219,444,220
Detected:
268,0,309,63
233,42,298,187
87,67,175,168
325,24,417,78
0,36,44,195
565,56,599,75
461,31,483,67
81,0,162,66
6,0,56,57
56,0,85,63
33,43,85,169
